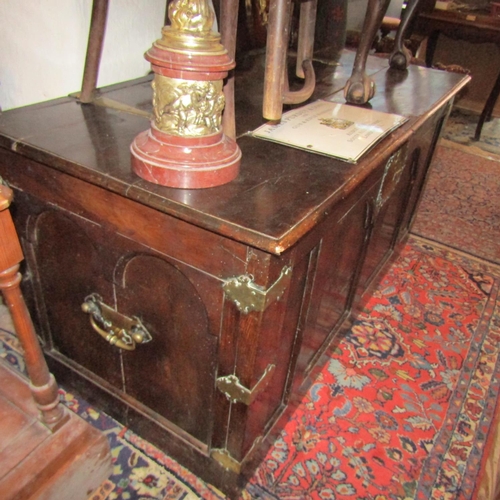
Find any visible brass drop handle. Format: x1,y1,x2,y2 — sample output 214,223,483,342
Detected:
81,293,152,351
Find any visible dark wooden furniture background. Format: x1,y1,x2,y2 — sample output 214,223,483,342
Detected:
416,9,500,139
0,185,111,499
0,51,468,497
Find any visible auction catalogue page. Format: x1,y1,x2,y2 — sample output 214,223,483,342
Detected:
253,100,408,163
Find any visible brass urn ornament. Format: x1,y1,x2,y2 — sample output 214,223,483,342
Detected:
131,0,241,189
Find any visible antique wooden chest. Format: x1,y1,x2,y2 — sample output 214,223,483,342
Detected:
0,52,468,496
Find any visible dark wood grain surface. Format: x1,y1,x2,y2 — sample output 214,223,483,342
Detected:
0,50,468,254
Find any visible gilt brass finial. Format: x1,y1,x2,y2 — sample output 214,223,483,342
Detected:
157,0,226,54
169,0,214,32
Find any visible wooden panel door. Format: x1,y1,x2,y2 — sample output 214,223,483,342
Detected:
116,254,218,446
355,145,412,296
28,209,123,389
292,180,380,388
24,204,221,448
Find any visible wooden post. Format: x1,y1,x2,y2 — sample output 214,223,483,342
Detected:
220,0,240,140
0,184,67,429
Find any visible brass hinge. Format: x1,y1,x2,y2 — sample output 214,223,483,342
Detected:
222,266,292,314
216,364,276,405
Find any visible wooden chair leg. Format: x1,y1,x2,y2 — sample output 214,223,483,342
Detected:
80,0,110,103
344,0,391,105
389,0,423,70
474,66,500,141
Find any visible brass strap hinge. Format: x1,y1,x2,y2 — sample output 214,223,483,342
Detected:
216,364,276,405
222,266,292,314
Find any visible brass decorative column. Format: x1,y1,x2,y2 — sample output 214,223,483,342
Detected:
131,0,241,189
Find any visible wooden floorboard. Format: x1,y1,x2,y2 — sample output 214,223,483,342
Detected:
0,362,112,500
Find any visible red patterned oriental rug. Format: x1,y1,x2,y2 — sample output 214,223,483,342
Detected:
245,237,500,500
1,236,500,499
412,144,500,266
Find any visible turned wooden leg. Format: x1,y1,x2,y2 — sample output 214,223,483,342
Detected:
345,0,391,105
0,184,67,429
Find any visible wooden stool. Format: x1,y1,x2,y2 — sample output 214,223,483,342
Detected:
0,183,112,499
381,16,401,38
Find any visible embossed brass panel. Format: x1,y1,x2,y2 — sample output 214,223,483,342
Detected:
152,76,225,136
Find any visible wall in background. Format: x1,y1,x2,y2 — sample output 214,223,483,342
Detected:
0,0,165,111
1,0,405,111
347,0,404,32
346,0,369,31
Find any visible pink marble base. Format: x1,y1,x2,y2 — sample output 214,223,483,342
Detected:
130,125,241,189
